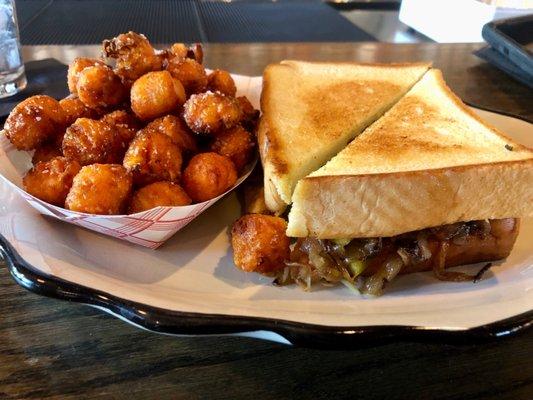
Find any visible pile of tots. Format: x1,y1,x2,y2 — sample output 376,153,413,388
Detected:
3,32,258,215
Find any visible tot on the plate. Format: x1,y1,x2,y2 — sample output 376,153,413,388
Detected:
167,58,207,95
189,44,203,64
209,125,255,172
67,57,104,94
144,115,197,155
100,110,141,148
168,43,189,60
207,69,237,97
4,95,66,150
130,71,186,121
231,214,290,274
182,152,237,202
23,157,81,206
59,96,99,125
76,64,127,110
123,130,183,186
32,144,62,165
65,164,132,215
103,31,163,86
62,118,124,165
237,96,260,130
183,91,242,135
167,43,203,64
128,181,191,213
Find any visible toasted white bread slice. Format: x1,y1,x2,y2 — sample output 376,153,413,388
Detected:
287,69,533,238
258,60,431,214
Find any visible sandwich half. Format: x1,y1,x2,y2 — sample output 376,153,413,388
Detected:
258,60,431,214
284,69,532,294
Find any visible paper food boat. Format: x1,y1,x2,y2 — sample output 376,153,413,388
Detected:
0,74,262,249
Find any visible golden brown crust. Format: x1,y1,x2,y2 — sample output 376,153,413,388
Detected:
259,64,289,176
236,96,259,130
182,152,237,202
67,58,104,94
258,118,288,214
429,69,533,153
207,69,237,97
231,214,290,274
59,96,100,125
76,65,127,110
62,118,124,166
23,157,81,206
32,145,62,165
144,115,198,154
128,181,191,213
100,110,141,149
183,91,242,134
123,130,183,186
130,71,186,120
259,60,431,214
4,95,67,150
166,58,207,95
65,164,132,215
258,118,287,176
102,32,163,87
258,67,290,213
209,125,255,173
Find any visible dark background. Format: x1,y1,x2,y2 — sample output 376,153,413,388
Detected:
15,0,376,44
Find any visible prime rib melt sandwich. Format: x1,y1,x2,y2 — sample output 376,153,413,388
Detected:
282,68,533,294
232,62,532,295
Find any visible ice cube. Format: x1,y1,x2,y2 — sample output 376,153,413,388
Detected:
0,38,21,71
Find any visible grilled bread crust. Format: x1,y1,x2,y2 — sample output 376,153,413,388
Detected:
258,60,431,214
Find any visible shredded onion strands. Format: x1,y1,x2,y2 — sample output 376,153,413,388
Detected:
277,220,503,295
432,241,484,282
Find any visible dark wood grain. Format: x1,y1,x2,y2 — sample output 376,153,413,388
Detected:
1,267,532,400
3,43,533,399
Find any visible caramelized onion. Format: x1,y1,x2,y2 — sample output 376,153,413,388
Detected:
345,238,382,261
277,239,348,290
473,263,493,283
432,241,476,282
417,236,432,261
431,220,492,244
362,254,404,296
281,261,318,291
281,219,505,294
396,248,411,265
396,234,432,266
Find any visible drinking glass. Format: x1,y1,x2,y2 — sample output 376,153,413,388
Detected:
0,0,26,98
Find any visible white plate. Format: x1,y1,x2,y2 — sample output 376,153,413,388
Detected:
1,107,532,347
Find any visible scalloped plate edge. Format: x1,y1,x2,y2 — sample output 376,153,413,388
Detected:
1,233,531,348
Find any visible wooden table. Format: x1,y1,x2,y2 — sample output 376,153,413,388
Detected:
1,43,532,399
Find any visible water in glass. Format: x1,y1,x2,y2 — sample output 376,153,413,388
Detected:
0,0,26,98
